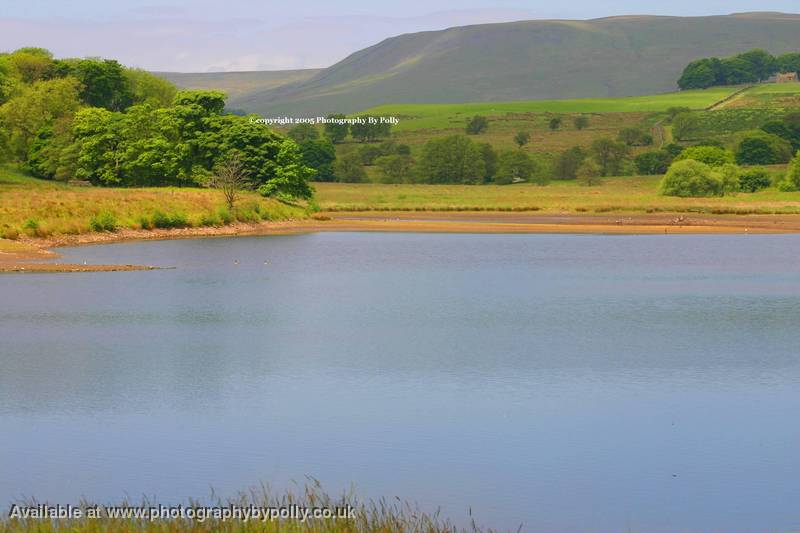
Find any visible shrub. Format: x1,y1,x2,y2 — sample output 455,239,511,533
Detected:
358,144,382,165
494,150,540,185
151,210,189,229
618,128,653,146
199,211,222,226
375,154,414,183
659,159,725,197
673,146,734,168
718,163,741,195
548,117,562,131
634,150,672,175
577,159,603,186
1,226,20,240
465,115,488,134
22,218,41,237
735,131,793,165
777,151,800,191
553,146,586,179
573,116,589,130
88,211,118,232
739,167,772,192
334,152,368,183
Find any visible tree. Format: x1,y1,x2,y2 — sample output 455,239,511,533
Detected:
590,138,629,176
548,117,562,131
465,115,489,135
257,140,315,200
358,144,382,165
72,59,133,111
334,151,367,183
323,114,349,143
514,130,530,148
297,138,336,181
573,116,589,130
375,154,414,183
5,47,54,84
495,150,539,185
287,123,319,142
735,132,793,165
618,127,653,146
672,112,701,141
659,159,726,197
577,159,602,186
553,146,586,179
124,68,177,107
0,76,82,160
778,151,800,191
739,166,772,192
350,117,391,142
634,150,672,175
678,58,717,90
737,49,777,81
478,143,498,182
674,145,735,167
211,154,248,209
418,135,484,184
777,53,800,75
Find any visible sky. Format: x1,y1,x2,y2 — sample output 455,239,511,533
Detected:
1,0,799,72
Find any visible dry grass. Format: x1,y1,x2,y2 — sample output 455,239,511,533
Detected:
0,167,306,239
314,172,800,215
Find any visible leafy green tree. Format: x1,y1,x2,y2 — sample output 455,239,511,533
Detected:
0,76,82,160
465,115,489,135
350,117,391,142
778,151,800,191
548,117,562,131
577,159,603,186
323,114,349,143
674,145,735,167
718,163,741,194
553,146,586,180
678,58,717,89
334,151,367,183
257,140,315,200
634,150,672,175
287,122,319,142
478,143,498,182
5,47,54,84
495,150,539,185
590,138,629,176
418,135,484,183
72,59,133,111
124,68,177,107
618,127,653,146
660,159,727,197
573,116,589,130
777,53,800,75
514,130,530,148
739,166,772,192
173,90,226,115
375,154,414,183
736,49,777,81
297,138,336,181
358,144,382,165
735,131,793,165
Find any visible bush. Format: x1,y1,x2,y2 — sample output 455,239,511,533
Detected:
375,154,414,183
673,145,734,168
358,144,382,165
151,210,189,229
735,131,793,165
553,146,586,179
334,152,368,183
618,128,653,146
577,159,602,186
88,210,118,232
465,115,488,135
494,150,540,185
22,218,42,237
777,151,800,191
659,159,726,197
634,150,672,175
718,163,741,195
739,167,772,192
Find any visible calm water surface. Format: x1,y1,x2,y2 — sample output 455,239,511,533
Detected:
2,233,800,532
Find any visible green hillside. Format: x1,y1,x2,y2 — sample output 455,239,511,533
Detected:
155,69,321,99
364,87,739,131
229,12,800,116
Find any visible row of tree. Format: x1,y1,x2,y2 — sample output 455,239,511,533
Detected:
678,49,800,90
0,48,315,199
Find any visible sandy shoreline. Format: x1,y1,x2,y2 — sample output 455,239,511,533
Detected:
2,211,799,272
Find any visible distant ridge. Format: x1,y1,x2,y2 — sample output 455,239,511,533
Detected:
160,13,800,115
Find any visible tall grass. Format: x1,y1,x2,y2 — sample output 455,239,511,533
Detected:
0,482,487,533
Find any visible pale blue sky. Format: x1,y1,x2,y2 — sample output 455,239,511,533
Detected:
1,0,798,71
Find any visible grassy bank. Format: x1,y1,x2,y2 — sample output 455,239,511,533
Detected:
313,172,800,215
0,167,307,240
0,484,477,533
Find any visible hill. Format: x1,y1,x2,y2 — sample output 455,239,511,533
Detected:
225,12,800,116
154,69,321,100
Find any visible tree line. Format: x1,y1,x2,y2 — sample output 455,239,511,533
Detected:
678,49,800,90
0,47,314,199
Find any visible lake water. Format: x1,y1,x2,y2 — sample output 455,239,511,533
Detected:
2,232,800,532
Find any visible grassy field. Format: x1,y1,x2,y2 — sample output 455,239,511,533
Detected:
313,171,800,215
0,167,306,240
723,82,800,110
363,87,740,132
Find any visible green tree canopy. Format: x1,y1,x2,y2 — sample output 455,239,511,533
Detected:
418,135,485,184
